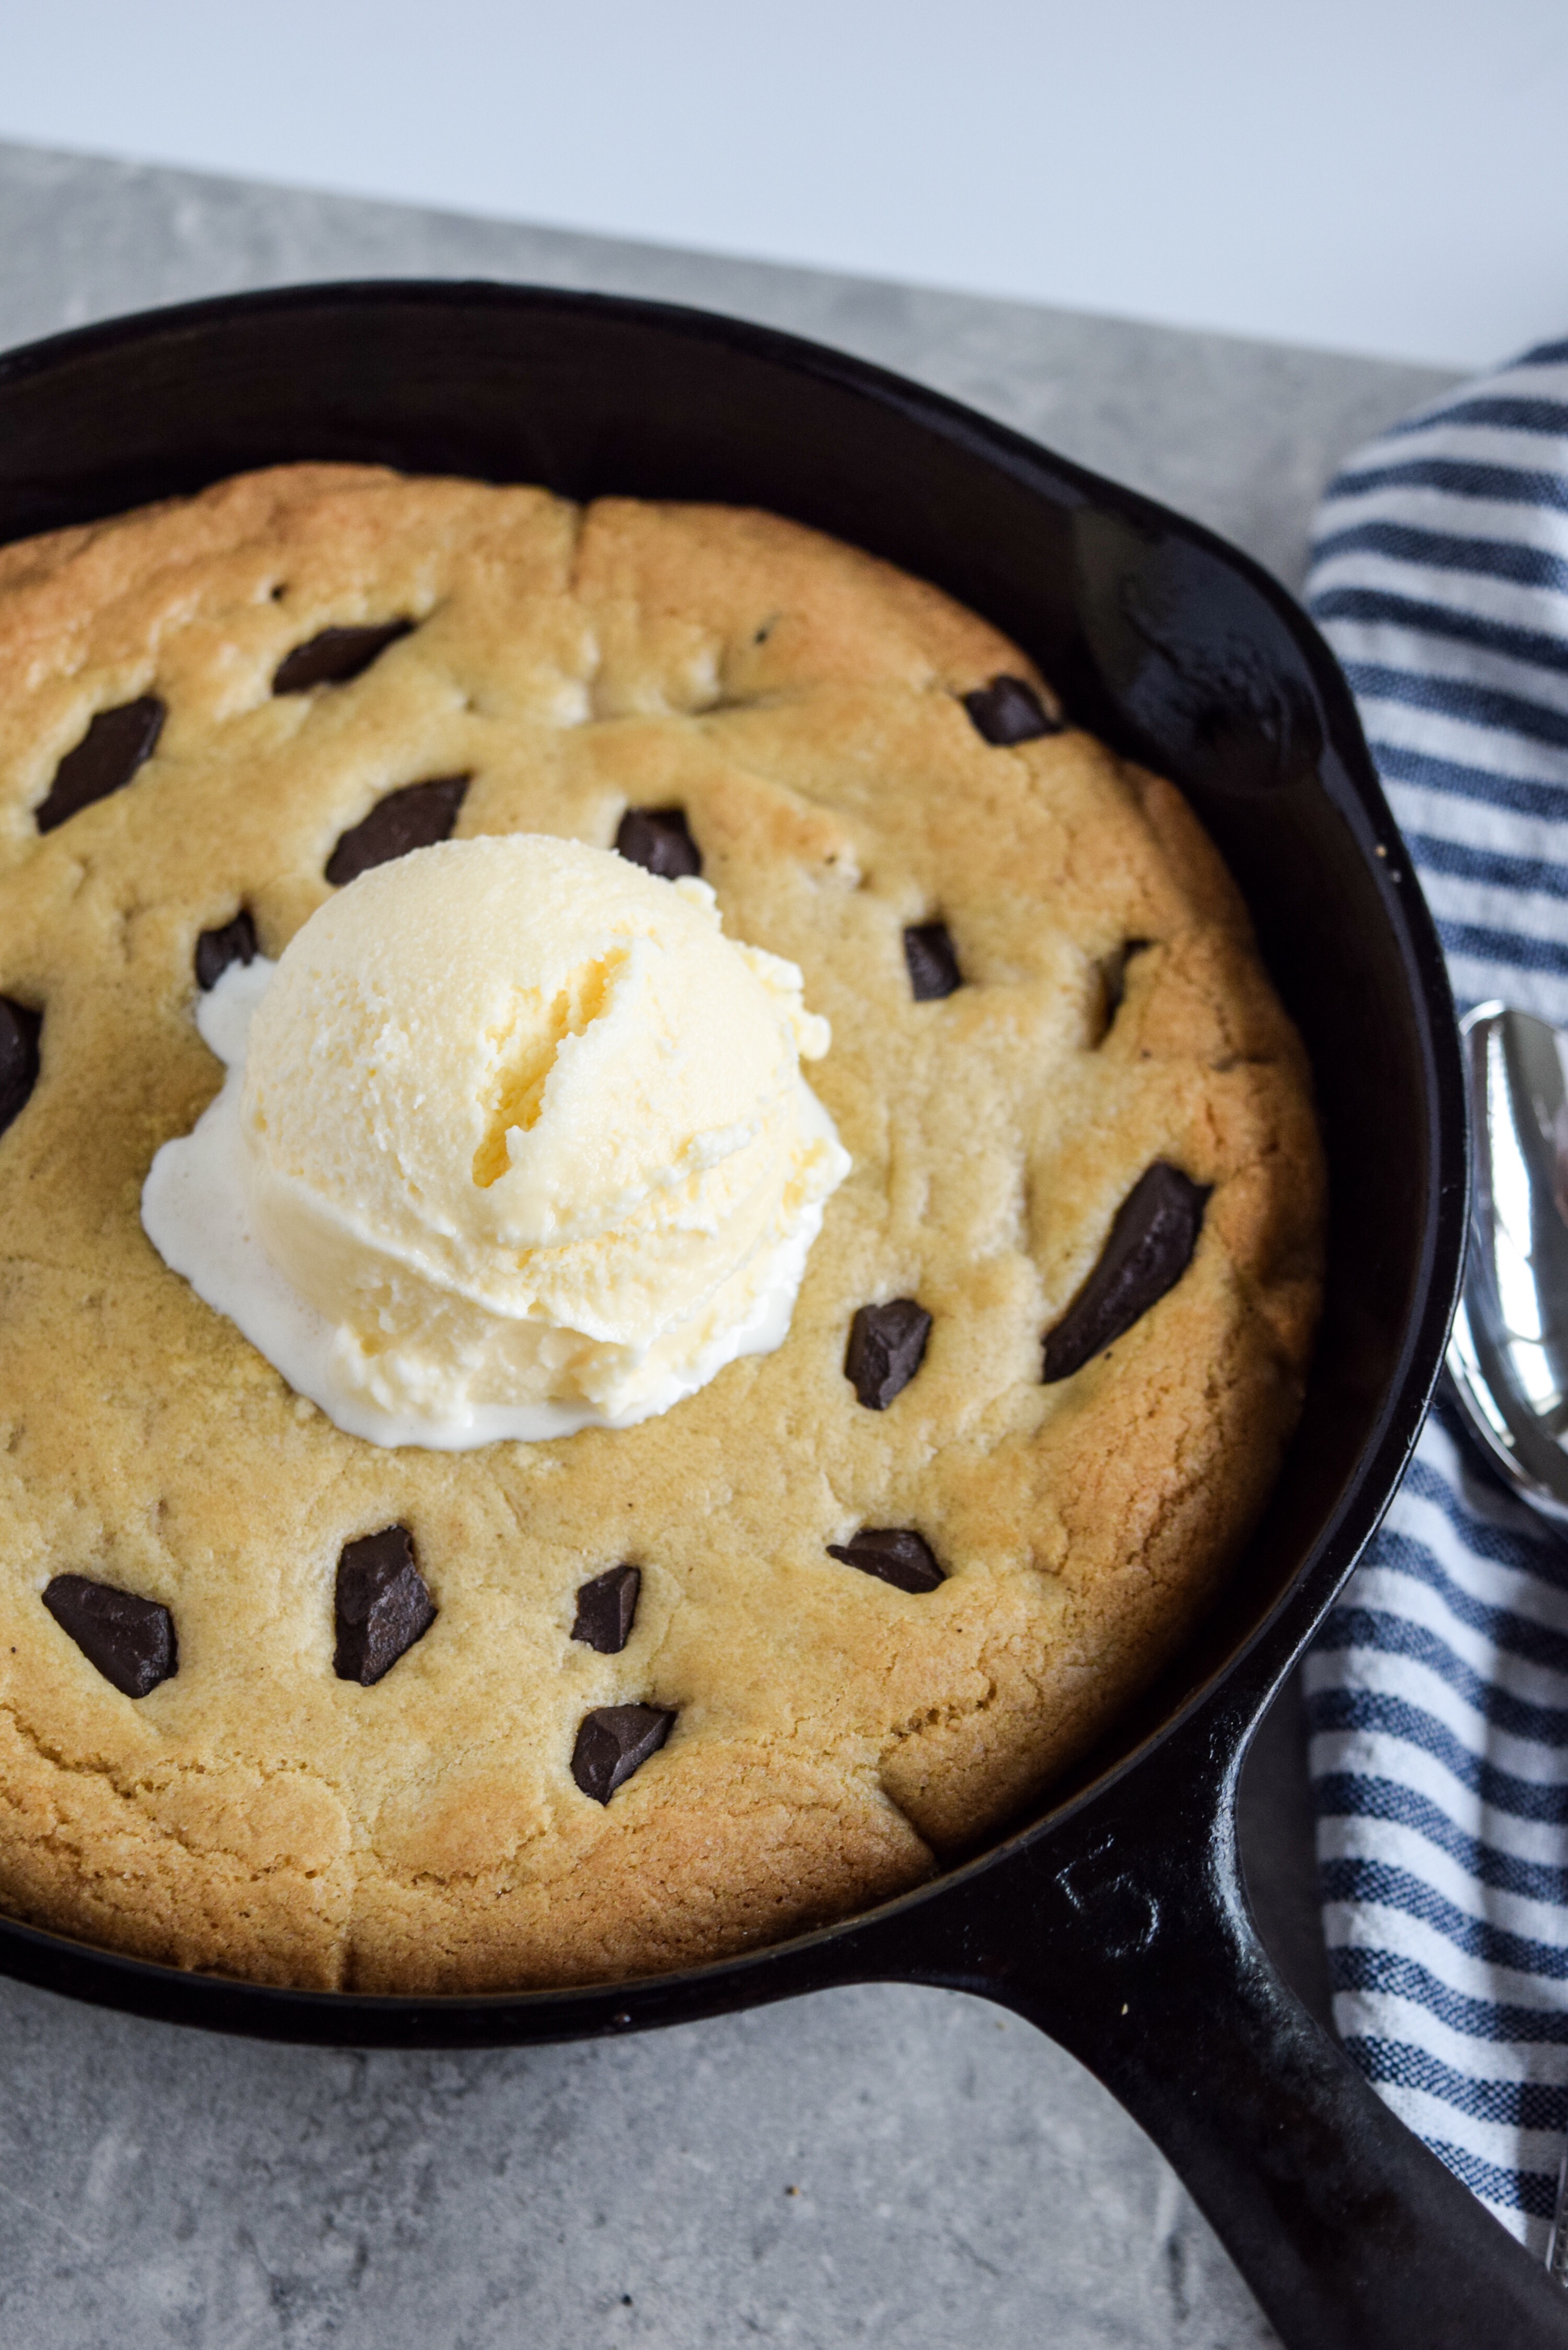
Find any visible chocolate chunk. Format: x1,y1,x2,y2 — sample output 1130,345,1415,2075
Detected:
194,911,259,992
845,1299,932,1410
37,697,165,833
826,1527,945,1594
572,1564,642,1654
333,1525,436,1685
42,1574,177,1698
325,775,469,886
571,1703,675,1803
904,921,962,1001
273,620,413,694
961,674,1062,746
0,998,41,1140
616,806,702,880
1042,1160,1210,1383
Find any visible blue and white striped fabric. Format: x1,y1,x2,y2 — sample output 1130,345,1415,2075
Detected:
1302,337,1568,2248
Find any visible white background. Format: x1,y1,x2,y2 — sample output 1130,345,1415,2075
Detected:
3,0,1567,369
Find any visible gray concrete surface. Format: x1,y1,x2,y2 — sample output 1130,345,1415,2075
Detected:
2,1981,1282,2350
0,139,1459,2350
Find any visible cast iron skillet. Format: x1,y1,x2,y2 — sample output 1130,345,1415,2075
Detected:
0,284,1557,2347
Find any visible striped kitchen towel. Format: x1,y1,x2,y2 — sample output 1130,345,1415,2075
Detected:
1303,335,1568,2249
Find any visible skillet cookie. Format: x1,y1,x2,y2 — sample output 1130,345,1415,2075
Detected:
0,465,1323,1990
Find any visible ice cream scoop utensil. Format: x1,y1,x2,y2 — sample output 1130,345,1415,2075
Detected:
1444,1002,1568,2280
1447,1002,1568,1523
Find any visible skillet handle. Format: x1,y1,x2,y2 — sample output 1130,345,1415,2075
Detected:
880,1715,1568,2349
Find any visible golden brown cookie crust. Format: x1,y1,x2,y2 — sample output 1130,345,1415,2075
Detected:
0,466,1323,1990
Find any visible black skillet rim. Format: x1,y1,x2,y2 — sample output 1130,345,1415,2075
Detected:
0,280,1468,2043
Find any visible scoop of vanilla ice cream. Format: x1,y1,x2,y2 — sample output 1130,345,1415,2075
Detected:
142,834,850,1447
